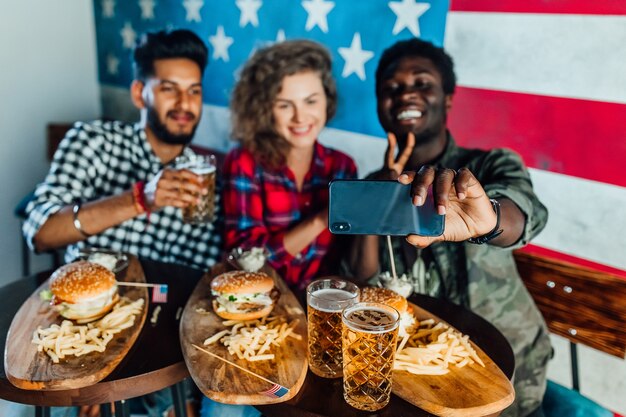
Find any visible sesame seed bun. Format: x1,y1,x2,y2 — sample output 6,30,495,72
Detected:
50,261,116,303
210,270,274,295
210,270,276,321
49,261,118,322
360,287,408,314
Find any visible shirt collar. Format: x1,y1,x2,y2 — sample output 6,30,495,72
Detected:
312,141,326,170
431,130,460,168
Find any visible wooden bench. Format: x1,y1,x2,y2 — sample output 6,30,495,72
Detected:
514,249,626,391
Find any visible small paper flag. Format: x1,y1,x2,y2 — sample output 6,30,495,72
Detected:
261,383,289,398
151,284,168,303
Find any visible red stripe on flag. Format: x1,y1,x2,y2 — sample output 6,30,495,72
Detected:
520,245,626,281
448,87,626,188
449,0,626,15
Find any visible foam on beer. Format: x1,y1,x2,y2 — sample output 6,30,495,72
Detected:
309,288,358,313
344,306,398,334
188,165,216,175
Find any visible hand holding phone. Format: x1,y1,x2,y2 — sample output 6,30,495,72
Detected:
328,179,444,236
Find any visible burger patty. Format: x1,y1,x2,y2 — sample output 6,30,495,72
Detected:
237,302,267,311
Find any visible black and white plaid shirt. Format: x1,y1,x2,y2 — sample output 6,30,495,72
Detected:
23,120,222,271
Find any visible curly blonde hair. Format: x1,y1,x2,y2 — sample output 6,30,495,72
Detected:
231,40,337,169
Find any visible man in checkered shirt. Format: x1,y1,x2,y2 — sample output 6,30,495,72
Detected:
23,29,221,272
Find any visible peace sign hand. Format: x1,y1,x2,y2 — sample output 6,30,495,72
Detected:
379,132,416,180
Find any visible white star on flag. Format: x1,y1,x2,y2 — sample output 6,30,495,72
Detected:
338,33,374,81
102,0,115,18
139,0,156,20
183,0,204,22
120,22,137,49
302,0,335,33
107,54,120,75
276,29,286,43
388,0,430,37
209,26,234,62
236,0,262,28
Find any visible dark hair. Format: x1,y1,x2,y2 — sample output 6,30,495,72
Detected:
133,29,208,80
231,40,337,169
375,38,456,96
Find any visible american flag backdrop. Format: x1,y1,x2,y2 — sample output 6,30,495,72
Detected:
93,2,625,412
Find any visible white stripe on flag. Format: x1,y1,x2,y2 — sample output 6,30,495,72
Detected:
530,168,626,271
445,12,626,104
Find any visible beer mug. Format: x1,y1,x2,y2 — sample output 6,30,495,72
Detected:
306,278,360,378
174,154,216,224
342,302,400,411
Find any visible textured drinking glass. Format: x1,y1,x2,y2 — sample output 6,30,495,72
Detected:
342,302,400,411
174,154,216,223
306,278,360,378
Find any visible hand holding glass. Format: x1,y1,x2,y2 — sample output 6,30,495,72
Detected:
174,154,216,223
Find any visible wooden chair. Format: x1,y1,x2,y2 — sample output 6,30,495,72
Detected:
514,250,626,391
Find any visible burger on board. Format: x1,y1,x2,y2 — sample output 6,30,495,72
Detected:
210,270,277,321
49,261,119,323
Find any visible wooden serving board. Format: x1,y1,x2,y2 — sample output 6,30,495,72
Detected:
392,302,515,417
4,255,149,391
180,263,308,405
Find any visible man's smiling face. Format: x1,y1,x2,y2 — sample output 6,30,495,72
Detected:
377,56,451,148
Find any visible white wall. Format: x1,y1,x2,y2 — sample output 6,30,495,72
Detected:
0,1,101,285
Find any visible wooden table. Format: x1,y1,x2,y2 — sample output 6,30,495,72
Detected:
0,259,205,417
257,292,516,417
2,262,515,417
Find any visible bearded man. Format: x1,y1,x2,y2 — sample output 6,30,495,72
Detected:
24,29,221,270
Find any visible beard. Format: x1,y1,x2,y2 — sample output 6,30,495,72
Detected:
146,107,198,146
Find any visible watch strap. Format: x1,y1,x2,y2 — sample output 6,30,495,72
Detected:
467,199,503,244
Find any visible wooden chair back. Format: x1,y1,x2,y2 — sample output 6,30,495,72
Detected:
515,250,626,358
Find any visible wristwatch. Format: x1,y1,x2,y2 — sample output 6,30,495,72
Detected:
467,199,503,244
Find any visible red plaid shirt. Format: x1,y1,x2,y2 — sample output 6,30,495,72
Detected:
223,142,357,288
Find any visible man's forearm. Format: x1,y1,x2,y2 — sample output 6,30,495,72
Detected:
33,191,138,251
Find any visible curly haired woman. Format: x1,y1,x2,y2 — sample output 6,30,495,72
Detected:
222,40,357,290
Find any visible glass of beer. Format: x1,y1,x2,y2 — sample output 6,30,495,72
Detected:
342,302,400,411
306,278,360,378
174,154,216,224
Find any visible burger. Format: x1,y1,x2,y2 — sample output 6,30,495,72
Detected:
210,270,277,320
360,286,417,337
49,261,119,323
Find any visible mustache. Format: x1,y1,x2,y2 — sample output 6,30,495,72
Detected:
167,110,196,120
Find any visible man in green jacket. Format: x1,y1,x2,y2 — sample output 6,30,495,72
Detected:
347,38,552,417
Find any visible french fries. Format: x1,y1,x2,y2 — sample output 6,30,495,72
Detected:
203,315,302,362
393,318,485,375
32,297,144,363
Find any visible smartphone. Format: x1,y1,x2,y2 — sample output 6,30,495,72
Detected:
328,179,444,236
